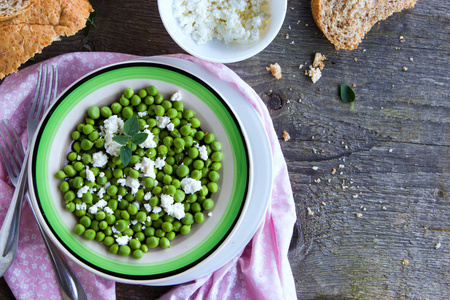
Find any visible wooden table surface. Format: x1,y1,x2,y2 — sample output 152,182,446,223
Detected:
1,0,449,299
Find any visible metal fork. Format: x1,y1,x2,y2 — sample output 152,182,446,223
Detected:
0,119,87,300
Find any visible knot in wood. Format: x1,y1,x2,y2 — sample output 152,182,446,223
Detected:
268,94,283,110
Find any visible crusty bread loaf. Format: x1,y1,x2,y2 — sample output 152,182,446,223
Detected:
311,0,417,50
0,0,32,21
0,0,93,79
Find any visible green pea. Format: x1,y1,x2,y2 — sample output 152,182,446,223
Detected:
188,147,199,159
166,108,178,119
127,204,138,215
155,105,165,117
208,170,220,182
130,95,141,106
202,198,214,210
180,125,191,136
96,211,106,221
146,85,158,96
101,106,113,118
146,236,159,248
115,219,128,232
207,182,218,193
144,227,155,237
181,213,194,225
83,229,96,241
87,107,100,120
190,170,202,181
211,151,223,162
190,118,201,128
60,181,70,192
144,95,155,105
180,225,191,235
72,131,81,140
132,249,144,259
129,238,141,250
161,222,173,233
160,237,170,248
65,202,75,212
74,224,85,235
95,232,105,242
80,139,93,151
121,210,131,220
56,170,67,179
173,221,182,232
111,102,122,114
122,106,134,119
204,133,215,144
128,169,140,179
95,138,105,148
103,236,114,246
64,191,75,202
105,214,116,225
154,94,164,104
191,202,202,213
176,165,189,178
193,160,204,170
195,131,205,140
124,88,134,99
63,165,76,177
119,245,131,256
194,212,205,223
109,244,119,255
183,109,195,119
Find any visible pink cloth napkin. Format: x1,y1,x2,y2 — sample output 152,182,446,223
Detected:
0,53,296,300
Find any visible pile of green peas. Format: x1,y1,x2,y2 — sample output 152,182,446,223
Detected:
55,85,223,259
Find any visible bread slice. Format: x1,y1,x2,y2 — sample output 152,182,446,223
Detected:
0,0,93,79
0,0,32,21
311,0,417,50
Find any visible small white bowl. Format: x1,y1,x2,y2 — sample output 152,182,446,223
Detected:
158,0,287,63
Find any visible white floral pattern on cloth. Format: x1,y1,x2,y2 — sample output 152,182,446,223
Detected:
0,52,297,300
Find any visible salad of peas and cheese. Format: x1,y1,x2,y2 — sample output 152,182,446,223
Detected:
55,85,223,259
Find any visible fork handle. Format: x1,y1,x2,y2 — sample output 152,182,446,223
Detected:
25,193,87,300
0,153,28,259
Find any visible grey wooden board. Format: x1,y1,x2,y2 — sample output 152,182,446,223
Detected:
0,0,449,299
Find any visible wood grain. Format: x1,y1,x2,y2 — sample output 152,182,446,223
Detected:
1,0,449,299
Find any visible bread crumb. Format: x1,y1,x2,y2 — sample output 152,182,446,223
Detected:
282,130,290,141
314,178,321,183
356,212,363,218
354,57,358,62
388,148,393,152
307,65,322,83
402,259,409,265
312,166,318,170
382,206,387,210
331,168,336,174
286,33,289,39
321,201,326,206
435,242,441,249
307,207,314,216
399,36,405,42
403,67,408,71
312,53,327,70
266,63,282,79
352,84,356,87
409,57,414,62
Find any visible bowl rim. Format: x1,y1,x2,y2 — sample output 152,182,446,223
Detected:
27,60,252,281
157,0,288,63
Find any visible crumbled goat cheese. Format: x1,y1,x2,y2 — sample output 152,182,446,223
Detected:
134,157,156,178
131,219,138,225
85,166,95,182
77,155,81,161
181,177,202,194
167,123,175,132
97,187,106,199
104,133,122,157
104,207,114,214
99,172,105,177
155,157,166,170
156,116,171,129
117,178,127,186
160,194,185,219
139,129,157,148
92,152,108,168
132,201,141,210
173,0,270,45
88,206,98,214
96,199,108,208
103,115,125,157
137,111,148,117
77,186,90,198
125,176,140,195
170,91,182,101
152,206,162,213
144,192,152,201
116,235,132,246
144,203,152,213
76,203,87,211
196,144,208,160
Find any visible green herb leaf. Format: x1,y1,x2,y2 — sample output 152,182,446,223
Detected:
133,132,148,145
84,9,97,37
120,146,132,167
339,84,356,103
124,116,139,136
112,135,128,145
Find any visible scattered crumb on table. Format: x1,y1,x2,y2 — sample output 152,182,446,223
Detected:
266,63,282,79
282,130,290,141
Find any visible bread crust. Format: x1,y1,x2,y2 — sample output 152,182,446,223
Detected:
311,0,417,50
0,0,93,79
0,0,32,21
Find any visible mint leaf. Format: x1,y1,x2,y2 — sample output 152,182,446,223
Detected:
120,146,132,167
339,84,356,103
124,116,139,136
133,132,148,145
112,135,128,145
